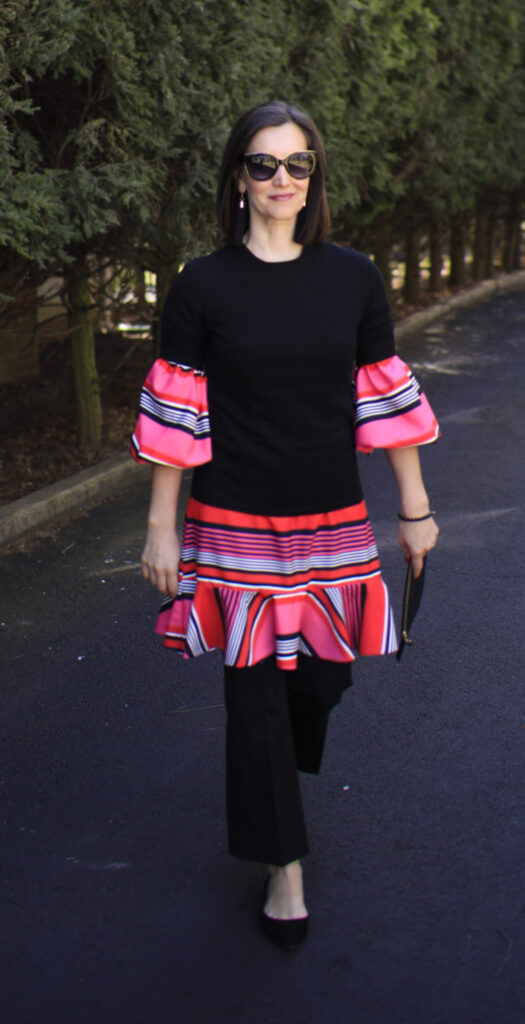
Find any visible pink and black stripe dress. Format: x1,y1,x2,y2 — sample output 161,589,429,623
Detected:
131,243,439,671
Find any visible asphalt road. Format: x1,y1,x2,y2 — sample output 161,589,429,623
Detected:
1,291,525,1024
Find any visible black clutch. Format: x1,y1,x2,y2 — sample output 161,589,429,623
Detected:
396,556,426,661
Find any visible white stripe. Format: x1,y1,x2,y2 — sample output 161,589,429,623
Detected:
326,587,344,617
180,544,379,575
140,389,210,435
355,379,420,423
225,592,253,663
186,609,211,656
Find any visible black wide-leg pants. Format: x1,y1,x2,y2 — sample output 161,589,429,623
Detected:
223,654,352,866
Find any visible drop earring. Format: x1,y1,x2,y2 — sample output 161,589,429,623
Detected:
233,192,248,246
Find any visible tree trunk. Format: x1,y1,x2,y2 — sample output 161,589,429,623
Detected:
403,222,421,304
483,207,495,279
154,260,181,354
66,257,102,449
372,216,393,295
449,213,467,287
133,263,147,318
472,203,489,282
428,215,443,293
503,189,522,272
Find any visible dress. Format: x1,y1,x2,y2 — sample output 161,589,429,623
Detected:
131,242,439,670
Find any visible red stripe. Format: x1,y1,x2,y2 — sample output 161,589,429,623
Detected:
186,497,370,532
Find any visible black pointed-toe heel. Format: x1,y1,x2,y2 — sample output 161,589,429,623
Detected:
260,908,309,950
259,876,309,951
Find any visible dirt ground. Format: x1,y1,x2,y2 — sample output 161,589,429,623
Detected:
0,331,155,505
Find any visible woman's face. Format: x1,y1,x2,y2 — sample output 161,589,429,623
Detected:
238,122,311,229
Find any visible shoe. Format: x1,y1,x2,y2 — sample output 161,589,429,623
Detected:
259,876,309,951
260,909,309,950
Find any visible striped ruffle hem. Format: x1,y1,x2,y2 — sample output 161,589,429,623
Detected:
156,498,398,670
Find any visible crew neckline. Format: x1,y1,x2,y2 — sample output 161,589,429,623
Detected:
239,243,311,266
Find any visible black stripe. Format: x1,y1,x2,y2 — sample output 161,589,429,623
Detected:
137,408,211,436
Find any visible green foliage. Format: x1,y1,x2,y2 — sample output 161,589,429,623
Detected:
133,0,300,264
412,0,525,214
0,0,524,273
310,0,441,218
1,0,522,451
0,0,186,264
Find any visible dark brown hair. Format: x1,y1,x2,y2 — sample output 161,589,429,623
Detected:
217,100,330,246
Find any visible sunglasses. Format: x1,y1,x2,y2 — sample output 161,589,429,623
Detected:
242,151,317,181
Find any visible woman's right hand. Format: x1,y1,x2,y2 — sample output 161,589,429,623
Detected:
141,526,181,596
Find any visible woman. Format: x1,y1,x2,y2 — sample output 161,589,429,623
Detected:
131,100,439,950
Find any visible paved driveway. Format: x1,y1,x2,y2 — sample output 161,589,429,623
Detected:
1,290,524,1023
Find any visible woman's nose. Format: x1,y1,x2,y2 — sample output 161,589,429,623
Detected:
273,163,290,184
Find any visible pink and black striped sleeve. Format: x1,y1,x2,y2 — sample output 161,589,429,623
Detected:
353,356,440,454
130,359,212,468
130,262,213,469
353,261,439,453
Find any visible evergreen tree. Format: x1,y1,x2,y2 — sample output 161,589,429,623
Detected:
1,0,188,445
1,0,524,453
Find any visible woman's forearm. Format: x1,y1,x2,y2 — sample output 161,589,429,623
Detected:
384,446,431,517
141,464,184,595
384,446,438,577
147,464,183,531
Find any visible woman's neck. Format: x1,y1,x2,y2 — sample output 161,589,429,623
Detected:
244,219,302,263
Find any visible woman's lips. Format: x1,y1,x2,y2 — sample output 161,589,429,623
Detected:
269,193,295,201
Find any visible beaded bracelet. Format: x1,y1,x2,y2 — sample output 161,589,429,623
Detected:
397,510,435,522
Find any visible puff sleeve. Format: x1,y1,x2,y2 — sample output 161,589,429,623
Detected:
353,262,439,453
130,262,213,469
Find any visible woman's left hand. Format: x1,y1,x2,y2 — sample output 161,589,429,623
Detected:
397,516,439,578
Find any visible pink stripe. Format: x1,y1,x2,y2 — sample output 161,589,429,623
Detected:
131,425,212,468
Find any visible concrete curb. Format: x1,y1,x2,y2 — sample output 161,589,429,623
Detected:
395,269,525,340
1,270,524,550
0,454,150,549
